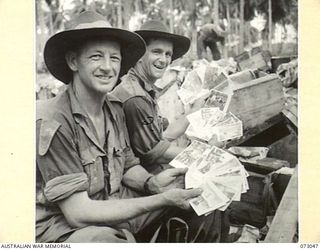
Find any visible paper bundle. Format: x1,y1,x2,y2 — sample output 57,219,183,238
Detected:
204,89,232,112
186,108,243,142
177,60,229,105
155,65,186,90
169,140,249,216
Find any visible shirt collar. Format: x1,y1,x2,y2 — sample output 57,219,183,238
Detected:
67,85,120,153
128,68,157,99
67,85,118,119
67,85,89,118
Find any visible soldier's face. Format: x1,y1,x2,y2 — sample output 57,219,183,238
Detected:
140,38,173,81
70,39,122,95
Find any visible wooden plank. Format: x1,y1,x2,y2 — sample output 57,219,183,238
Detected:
282,109,298,128
229,69,256,84
240,157,290,175
225,113,284,147
264,168,298,242
227,74,284,130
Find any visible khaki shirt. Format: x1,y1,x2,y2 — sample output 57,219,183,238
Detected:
36,86,141,242
111,68,170,173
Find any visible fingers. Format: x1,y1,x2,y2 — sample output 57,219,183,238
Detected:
166,167,188,177
173,176,185,189
184,188,203,199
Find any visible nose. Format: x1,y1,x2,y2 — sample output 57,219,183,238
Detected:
100,56,112,72
158,53,167,63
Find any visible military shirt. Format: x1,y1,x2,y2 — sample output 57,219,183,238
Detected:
36,86,143,242
111,68,170,173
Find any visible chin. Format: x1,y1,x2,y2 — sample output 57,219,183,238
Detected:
153,71,165,79
94,84,116,94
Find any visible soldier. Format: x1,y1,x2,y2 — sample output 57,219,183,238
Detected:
36,11,203,243
197,22,228,61
111,20,229,243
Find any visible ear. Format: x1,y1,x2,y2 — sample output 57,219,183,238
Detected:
65,51,78,72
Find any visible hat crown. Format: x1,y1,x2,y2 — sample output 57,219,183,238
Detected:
138,20,170,34
69,11,112,30
44,11,146,84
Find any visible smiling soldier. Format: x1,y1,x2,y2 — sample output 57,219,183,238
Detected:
111,21,230,243
111,20,201,174
36,11,205,243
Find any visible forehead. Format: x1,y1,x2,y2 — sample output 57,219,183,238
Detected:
76,39,121,54
147,38,173,51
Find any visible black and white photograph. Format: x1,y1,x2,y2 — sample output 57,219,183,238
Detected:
34,0,298,243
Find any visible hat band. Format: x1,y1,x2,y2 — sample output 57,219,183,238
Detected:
74,20,112,30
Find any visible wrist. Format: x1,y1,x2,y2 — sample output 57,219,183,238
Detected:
160,190,175,207
144,175,157,194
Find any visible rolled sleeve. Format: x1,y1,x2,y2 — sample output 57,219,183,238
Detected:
123,97,170,165
44,173,89,202
142,139,170,165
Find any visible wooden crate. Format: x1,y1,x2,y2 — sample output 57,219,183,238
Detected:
264,168,298,242
227,73,285,130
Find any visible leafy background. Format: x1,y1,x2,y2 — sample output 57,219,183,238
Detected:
35,0,298,99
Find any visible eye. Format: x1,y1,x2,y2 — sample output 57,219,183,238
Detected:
166,52,172,58
152,49,161,55
90,54,102,60
110,55,121,62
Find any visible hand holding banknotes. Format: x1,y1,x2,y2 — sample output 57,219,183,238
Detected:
162,188,203,210
147,168,188,194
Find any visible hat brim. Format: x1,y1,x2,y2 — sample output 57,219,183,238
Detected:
44,28,146,84
135,30,190,61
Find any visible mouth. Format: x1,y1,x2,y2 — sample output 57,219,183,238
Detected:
153,64,166,70
95,75,114,81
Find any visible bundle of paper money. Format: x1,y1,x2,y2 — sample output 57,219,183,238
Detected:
177,60,229,105
169,140,249,216
185,107,243,142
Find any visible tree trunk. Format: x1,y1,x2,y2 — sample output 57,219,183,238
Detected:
117,0,122,28
37,0,46,71
169,0,174,33
190,0,197,58
268,0,272,52
214,0,219,24
239,0,244,52
235,7,239,54
123,0,132,29
135,0,140,13
226,1,231,57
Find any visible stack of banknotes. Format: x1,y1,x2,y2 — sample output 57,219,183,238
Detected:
170,140,249,216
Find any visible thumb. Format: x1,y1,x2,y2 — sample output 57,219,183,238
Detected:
185,188,203,199
168,167,188,177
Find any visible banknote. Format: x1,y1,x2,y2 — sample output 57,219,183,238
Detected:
205,89,232,112
169,140,211,169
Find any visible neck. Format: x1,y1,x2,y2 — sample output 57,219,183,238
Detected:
134,61,157,85
72,78,105,117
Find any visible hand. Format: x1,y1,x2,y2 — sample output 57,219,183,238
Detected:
147,168,188,194
162,188,203,210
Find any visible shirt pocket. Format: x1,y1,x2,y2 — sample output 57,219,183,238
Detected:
157,115,165,134
80,146,105,196
112,139,128,176
111,131,129,183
